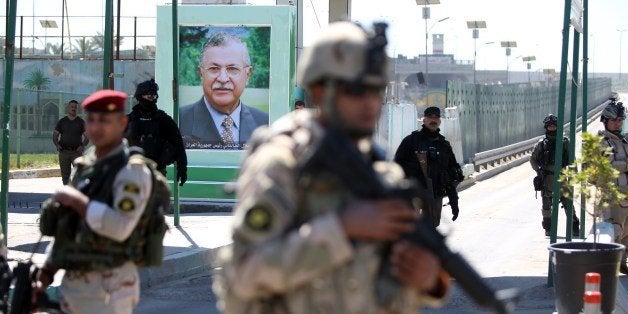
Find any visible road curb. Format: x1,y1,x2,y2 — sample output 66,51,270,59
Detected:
139,246,224,289
5,168,60,179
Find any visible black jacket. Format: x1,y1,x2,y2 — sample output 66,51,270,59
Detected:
394,126,463,198
126,104,187,171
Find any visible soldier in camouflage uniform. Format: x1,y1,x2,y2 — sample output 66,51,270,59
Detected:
34,90,153,314
530,114,580,237
598,101,628,273
213,22,450,313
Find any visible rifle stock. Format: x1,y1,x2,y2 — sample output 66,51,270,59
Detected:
300,129,519,313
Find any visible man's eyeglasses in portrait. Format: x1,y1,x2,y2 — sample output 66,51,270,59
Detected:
203,65,250,78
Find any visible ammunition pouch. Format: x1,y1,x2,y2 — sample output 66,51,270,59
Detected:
533,175,544,191
39,200,58,236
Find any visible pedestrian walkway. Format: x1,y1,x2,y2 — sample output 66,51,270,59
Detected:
5,176,234,297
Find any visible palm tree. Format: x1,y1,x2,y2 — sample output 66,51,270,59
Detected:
91,32,124,56
46,43,70,55
73,37,96,59
23,69,51,134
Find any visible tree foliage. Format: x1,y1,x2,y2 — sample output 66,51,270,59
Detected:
23,68,51,91
560,132,626,242
244,27,270,89
73,37,96,57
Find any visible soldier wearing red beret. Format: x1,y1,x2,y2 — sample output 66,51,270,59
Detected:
35,89,154,313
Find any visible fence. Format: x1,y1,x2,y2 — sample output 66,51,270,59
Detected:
446,78,612,162
0,89,135,154
0,15,156,60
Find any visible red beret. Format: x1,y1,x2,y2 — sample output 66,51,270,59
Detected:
82,89,127,112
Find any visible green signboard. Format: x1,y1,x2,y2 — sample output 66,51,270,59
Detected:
156,5,296,201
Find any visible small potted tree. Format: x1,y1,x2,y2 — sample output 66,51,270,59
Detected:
549,132,626,314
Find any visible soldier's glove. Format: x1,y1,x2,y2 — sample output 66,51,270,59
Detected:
450,198,459,221
176,162,187,186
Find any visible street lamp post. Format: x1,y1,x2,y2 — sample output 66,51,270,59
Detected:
501,41,517,84
39,20,58,55
416,0,441,106
618,29,628,81
467,20,487,85
522,56,536,83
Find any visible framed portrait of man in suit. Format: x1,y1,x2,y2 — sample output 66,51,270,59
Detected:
156,5,294,201
178,26,271,150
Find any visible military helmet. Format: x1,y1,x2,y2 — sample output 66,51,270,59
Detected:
297,22,389,89
601,102,626,121
134,78,159,101
543,114,558,128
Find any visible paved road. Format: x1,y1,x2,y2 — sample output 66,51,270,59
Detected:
134,116,628,313
131,160,580,313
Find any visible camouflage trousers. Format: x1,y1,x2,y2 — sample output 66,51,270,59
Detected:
59,261,139,314
541,174,579,231
603,205,628,259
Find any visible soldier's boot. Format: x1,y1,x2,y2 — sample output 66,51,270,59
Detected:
572,217,580,237
542,218,551,237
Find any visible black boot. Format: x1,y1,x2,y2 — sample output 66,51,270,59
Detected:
542,218,551,236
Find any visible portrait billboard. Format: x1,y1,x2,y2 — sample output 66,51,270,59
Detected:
178,26,271,150
156,5,295,201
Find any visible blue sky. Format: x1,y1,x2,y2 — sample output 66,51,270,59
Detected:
3,0,627,73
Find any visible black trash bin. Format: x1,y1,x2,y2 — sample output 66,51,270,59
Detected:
549,242,624,314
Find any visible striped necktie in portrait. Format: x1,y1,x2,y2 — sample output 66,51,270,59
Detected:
221,115,235,144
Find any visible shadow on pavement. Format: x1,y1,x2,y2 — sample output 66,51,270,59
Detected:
425,276,555,313
9,240,50,255
8,192,51,213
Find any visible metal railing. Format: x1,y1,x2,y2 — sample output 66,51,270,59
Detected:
470,100,608,172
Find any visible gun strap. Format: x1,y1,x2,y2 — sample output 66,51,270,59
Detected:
29,234,44,261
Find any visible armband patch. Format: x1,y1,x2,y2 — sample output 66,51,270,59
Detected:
123,183,141,194
244,205,272,232
117,198,136,212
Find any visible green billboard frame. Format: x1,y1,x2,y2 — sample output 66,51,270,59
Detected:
156,5,296,202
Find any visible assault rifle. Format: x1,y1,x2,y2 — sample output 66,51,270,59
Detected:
10,237,61,314
299,128,519,314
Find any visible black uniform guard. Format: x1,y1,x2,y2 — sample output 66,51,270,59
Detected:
126,79,188,185
394,106,464,227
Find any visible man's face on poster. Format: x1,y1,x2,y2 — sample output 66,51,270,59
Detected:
198,40,253,114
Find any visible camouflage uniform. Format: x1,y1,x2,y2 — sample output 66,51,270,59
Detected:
51,140,152,314
599,129,628,249
530,135,579,235
214,110,446,313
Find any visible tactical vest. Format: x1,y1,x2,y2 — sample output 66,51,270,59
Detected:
127,109,176,169
46,147,168,271
411,131,462,198
537,137,569,173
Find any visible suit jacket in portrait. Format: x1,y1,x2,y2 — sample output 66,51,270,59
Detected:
179,97,269,149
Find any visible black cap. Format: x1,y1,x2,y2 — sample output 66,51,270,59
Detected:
134,78,159,101
424,106,441,117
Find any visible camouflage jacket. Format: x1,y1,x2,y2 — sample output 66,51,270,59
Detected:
599,130,628,207
214,110,446,313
